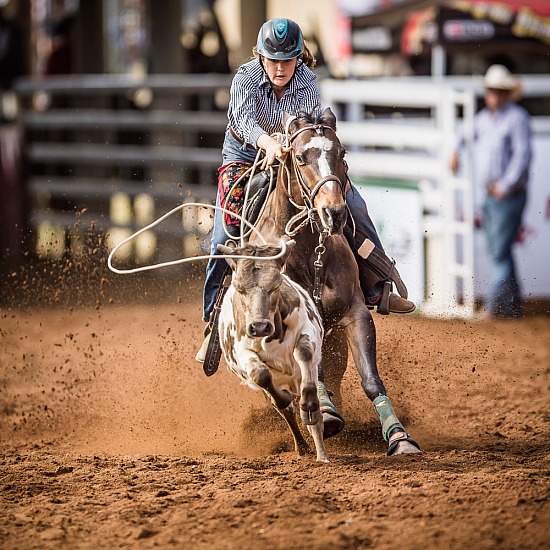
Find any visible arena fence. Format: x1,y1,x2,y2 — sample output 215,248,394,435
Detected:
322,79,477,317
322,75,550,318
15,74,232,265
14,74,550,316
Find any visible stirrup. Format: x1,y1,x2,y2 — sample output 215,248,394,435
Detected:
376,281,392,315
202,272,231,377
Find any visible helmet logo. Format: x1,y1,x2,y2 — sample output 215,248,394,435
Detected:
274,19,288,41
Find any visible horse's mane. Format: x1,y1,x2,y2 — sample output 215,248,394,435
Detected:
295,110,336,130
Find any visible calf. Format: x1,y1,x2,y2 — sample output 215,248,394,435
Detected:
217,239,329,463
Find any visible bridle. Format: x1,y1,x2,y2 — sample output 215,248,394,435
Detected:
281,118,349,308
282,118,347,238
285,120,347,208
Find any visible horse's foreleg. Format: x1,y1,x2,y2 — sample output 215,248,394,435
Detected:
317,327,347,438
344,306,421,455
319,326,348,409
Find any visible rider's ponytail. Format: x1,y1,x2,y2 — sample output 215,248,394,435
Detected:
301,42,316,69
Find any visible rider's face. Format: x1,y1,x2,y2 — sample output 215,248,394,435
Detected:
263,57,298,89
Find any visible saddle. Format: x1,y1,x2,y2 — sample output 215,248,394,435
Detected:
199,167,278,255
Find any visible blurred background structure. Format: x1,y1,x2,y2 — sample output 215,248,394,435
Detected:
1,0,549,315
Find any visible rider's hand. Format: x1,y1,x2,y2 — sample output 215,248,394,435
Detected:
257,134,290,170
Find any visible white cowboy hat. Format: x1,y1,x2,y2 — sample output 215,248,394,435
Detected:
483,64,518,90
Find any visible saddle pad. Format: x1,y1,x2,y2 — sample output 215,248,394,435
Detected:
218,162,252,226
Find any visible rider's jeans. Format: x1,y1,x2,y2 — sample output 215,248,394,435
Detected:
202,130,256,322
346,185,385,303
202,130,386,321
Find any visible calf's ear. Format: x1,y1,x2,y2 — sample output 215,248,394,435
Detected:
217,244,237,271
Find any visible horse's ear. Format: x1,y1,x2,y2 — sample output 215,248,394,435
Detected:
320,107,337,131
217,244,237,271
282,111,298,134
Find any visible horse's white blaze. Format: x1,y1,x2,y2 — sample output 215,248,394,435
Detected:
302,136,333,178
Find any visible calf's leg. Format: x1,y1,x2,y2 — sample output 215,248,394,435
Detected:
295,336,329,463
249,358,309,455
300,383,329,463
273,402,310,456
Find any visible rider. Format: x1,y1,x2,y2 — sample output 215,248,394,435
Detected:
196,18,415,430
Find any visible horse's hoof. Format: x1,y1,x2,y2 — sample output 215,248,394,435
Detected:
296,442,311,456
387,432,422,456
321,408,345,439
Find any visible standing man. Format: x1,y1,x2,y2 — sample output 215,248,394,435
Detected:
451,64,532,319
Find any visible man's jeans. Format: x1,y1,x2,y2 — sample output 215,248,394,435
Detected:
482,189,527,318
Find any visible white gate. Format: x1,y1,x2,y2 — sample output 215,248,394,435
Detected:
321,79,477,318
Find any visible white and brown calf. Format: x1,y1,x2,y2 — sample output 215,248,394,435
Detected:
217,240,329,463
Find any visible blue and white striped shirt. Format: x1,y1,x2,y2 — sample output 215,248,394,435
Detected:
461,101,532,195
227,59,321,149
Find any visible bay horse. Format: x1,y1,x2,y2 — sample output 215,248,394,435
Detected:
251,108,421,456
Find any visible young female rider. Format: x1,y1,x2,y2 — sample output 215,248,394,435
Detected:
197,18,414,433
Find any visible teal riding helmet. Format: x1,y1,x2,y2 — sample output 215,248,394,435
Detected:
257,18,304,60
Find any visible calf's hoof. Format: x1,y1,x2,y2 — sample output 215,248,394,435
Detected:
296,441,311,457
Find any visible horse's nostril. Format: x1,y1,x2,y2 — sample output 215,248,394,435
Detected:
318,207,333,231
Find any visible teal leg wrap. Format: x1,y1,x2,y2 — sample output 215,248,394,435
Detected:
317,381,336,411
372,394,404,441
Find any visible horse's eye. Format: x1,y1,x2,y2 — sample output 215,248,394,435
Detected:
295,154,306,165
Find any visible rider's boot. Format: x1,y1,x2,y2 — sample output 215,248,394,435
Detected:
366,281,416,315
317,381,345,439
354,238,416,315
195,324,211,363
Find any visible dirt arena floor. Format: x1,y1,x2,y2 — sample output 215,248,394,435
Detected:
1,273,549,549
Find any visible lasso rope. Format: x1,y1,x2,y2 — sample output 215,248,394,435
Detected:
107,202,289,275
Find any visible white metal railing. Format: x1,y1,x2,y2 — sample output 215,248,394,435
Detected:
322,74,550,317
321,79,477,318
